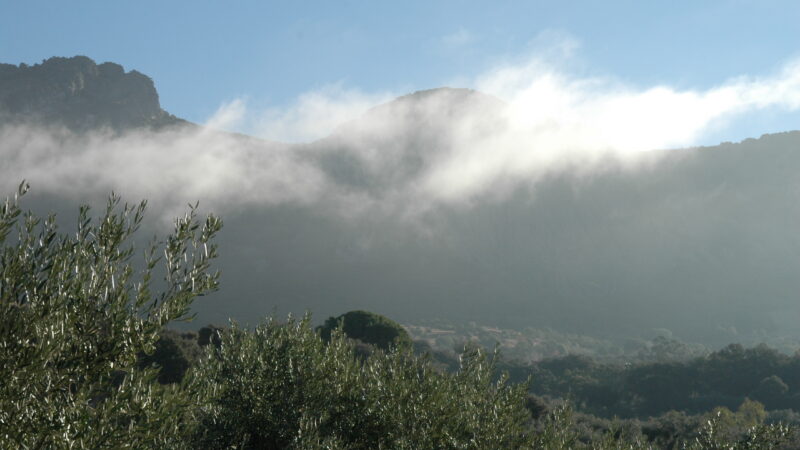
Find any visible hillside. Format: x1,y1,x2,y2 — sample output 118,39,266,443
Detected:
3,56,800,346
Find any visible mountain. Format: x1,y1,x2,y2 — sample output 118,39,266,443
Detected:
3,56,800,346
0,56,185,131
308,87,505,192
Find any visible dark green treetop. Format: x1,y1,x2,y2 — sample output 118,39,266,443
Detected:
318,309,412,351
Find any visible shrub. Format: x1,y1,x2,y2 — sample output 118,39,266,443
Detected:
0,184,221,448
192,313,533,449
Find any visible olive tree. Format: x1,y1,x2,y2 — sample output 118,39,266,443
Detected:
191,314,534,449
0,184,221,449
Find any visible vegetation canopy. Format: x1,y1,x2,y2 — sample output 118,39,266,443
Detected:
0,183,221,448
317,309,412,351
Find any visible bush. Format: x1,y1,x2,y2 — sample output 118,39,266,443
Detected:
0,184,221,448
192,314,533,449
318,309,412,351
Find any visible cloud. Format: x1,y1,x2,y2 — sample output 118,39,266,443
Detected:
414,55,800,202
0,123,327,221
246,84,396,143
204,98,248,131
3,44,800,221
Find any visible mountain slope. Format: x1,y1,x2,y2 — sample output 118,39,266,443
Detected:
3,56,800,346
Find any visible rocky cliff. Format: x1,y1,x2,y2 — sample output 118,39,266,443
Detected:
0,56,185,131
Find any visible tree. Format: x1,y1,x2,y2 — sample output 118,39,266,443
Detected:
751,375,790,408
318,309,412,351
0,184,221,448
192,314,533,449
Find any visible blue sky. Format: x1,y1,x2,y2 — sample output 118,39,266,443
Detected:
2,1,800,145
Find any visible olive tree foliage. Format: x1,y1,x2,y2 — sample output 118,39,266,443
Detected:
0,183,221,449
191,314,533,449
528,406,796,450
684,409,796,450
184,311,798,450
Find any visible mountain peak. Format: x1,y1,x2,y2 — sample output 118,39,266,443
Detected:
397,86,498,101
0,56,185,131
373,86,504,118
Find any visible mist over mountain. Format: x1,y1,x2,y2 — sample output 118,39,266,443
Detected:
309,87,506,194
3,56,800,346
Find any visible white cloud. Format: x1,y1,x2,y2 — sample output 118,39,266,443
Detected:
4,44,800,220
412,54,800,202
248,84,395,143
204,98,247,131
0,123,327,221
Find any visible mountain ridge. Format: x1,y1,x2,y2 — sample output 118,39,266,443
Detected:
4,56,800,345
0,56,186,131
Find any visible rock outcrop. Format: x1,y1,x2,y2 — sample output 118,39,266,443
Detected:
0,56,185,131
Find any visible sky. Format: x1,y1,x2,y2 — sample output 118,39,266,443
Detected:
2,0,800,146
